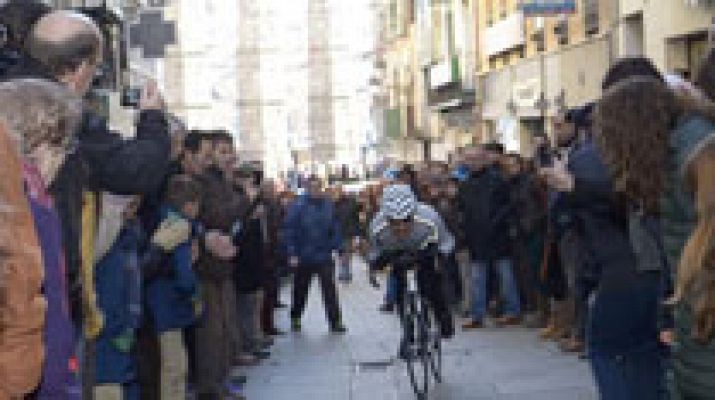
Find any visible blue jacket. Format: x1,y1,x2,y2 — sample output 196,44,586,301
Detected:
94,221,143,385
284,195,343,266
145,208,199,333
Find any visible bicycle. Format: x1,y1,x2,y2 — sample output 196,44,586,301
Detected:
372,253,443,400
399,264,442,400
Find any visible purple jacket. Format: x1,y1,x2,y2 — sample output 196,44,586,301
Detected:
24,164,77,399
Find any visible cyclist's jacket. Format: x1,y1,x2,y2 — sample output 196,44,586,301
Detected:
368,203,455,264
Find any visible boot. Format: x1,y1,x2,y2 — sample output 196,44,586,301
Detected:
546,300,571,341
538,315,558,340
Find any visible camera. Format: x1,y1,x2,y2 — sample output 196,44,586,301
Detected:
121,87,141,108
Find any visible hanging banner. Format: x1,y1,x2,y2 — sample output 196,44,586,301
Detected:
521,1,577,16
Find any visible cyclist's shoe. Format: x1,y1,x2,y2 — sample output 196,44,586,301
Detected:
462,320,484,330
331,324,347,334
291,318,302,332
379,303,395,313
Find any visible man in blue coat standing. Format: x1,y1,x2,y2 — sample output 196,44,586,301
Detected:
285,176,346,333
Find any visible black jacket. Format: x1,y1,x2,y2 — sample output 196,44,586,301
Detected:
335,196,361,239
3,55,171,324
234,216,266,293
458,165,514,261
563,140,661,355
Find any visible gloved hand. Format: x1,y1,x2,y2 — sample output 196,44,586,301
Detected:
152,216,191,252
111,328,135,353
393,251,419,270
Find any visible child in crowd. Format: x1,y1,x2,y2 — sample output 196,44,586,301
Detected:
94,194,145,400
145,175,203,400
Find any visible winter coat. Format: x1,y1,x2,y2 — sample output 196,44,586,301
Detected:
335,196,361,239
94,221,143,385
146,208,199,333
662,115,715,399
564,140,660,355
234,216,266,294
457,166,514,261
508,173,545,239
0,123,45,400
284,195,343,266
671,302,715,399
661,114,715,275
24,163,78,400
4,55,171,332
195,168,248,281
431,196,462,249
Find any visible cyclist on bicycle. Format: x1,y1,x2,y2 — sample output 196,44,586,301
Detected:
368,184,455,340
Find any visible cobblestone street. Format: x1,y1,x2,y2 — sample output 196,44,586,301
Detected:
242,260,597,400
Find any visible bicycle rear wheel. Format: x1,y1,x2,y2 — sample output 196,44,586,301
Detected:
403,292,430,400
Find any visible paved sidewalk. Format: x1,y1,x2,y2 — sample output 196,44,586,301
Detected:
242,260,597,400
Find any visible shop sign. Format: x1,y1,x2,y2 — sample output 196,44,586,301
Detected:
521,1,577,16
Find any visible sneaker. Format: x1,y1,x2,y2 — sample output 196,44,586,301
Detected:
379,303,395,313
462,320,484,330
559,337,585,353
233,353,259,366
275,302,288,309
330,324,347,334
291,318,302,332
253,350,271,360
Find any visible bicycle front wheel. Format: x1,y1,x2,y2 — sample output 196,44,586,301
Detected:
427,309,442,383
403,292,430,400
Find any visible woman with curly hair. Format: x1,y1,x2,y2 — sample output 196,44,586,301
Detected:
594,51,715,399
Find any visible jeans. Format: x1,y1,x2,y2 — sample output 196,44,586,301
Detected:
590,347,665,400
385,271,399,305
470,259,521,321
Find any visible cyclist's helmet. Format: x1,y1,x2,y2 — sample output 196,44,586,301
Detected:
381,184,417,220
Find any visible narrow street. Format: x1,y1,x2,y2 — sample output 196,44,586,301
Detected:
242,259,597,400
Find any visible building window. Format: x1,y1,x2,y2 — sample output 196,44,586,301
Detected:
554,15,569,45
531,17,545,52
407,0,415,25
584,0,599,36
486,0,494,27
